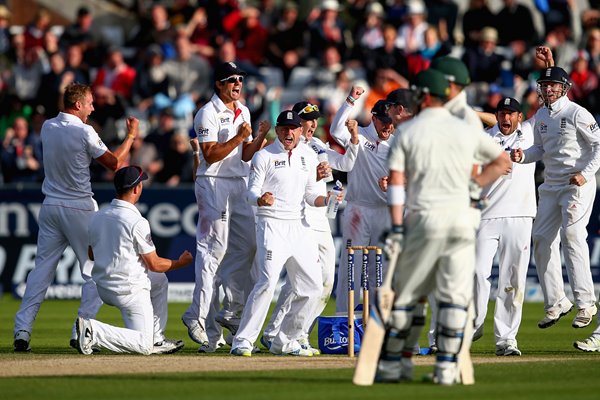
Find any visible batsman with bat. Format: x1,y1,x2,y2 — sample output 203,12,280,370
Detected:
359,68,509,385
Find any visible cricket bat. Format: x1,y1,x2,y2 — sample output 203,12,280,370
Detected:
352,247,399,386
456,302,475,385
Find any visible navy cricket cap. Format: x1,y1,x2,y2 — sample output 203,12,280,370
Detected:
214,62,247,81
371,100,392,124
114,165,148,194
496,97,521,113
292,101,322,120
537,66,570,85
276,110,302,128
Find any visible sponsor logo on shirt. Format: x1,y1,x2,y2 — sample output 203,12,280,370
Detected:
589,122,599,134
274,160,286,168
145,233,154,246
311,145,319,154
266,250,272,261
220,117,230,124
364,141,376,151
197,127,209,136
301,156,307,170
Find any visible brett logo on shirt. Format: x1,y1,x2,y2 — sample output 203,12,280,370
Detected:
197,127,209,136
364,141,376,151
589,122,599,133
274,160,286,168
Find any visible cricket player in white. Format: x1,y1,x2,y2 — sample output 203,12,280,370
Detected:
76,166,193,355
231,110,336,357
13,83,139,352
330,92,395,314
473,97,536,356
182,62,268,348
376,69,509,385
512,66,600,329
261,102,359,354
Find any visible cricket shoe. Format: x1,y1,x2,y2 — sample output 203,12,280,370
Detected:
230,347,252,357
538,301,573,329
282,348,313,357
573,335,600,352
260,335,272,351
13,330,31,352
198,338,227,353
572,305,597,328
215,315,240,336
182,319,208,345
375,358,414,383
433,361,459,386
472,326,484,342
70,338,101,353
153,339,184,354
495,340,521,356
298,337,320,356
76,317,94,355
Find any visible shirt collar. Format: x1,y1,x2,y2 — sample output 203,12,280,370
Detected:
548,95,569,113
58,112,83,123
210,93,242,115
111,198,142,216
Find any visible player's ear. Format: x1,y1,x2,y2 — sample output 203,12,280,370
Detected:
518,112,523,122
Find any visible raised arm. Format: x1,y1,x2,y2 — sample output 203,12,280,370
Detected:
95,116,139,171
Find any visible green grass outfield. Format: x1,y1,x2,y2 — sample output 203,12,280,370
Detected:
1,294,600,400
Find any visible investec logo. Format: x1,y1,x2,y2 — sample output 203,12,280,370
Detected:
324,334,348,350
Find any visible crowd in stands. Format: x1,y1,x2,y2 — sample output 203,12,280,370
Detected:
0,0,599,185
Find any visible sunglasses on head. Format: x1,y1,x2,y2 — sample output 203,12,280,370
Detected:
220,75,244,84
298,104,319,115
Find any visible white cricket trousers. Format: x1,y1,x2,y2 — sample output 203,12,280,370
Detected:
183,176,256,331
263,229,336,341
335,202,390,313
232,217,322,353
14,203,103,335
533,182,597,312
91,286,154,354
474,217,532,344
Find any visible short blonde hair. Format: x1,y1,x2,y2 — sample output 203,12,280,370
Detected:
63,83,91,110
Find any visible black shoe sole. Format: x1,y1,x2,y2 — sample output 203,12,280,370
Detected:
538,306,573,329
13,340,31,352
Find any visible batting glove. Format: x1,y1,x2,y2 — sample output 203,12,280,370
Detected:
384,225,404,261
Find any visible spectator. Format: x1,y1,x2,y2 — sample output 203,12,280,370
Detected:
353,2,385,60
396,0,429,54
495,0,538,47
366,24,409,83
131,44,169,117
36,51,71,117
153,131,193,186
59,6,101,68
128,126,162,185
1,117,41,182
265,2,307,84
185,7,218,63
128,4,178,59
9,47,49,104
23,8,51,52
64,44,90,85
308,0,349,61
160,35,211,120
228,7,268,67
424,0,458,45
584,28,600,75
462,26,505,84
87,85,127,147
569,51,599,112
0,6,11,60
462,0,496,49
92,47,136,102
145,108,177,158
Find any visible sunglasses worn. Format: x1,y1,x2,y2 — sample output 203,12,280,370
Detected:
221,75,244,84
298,104,319,115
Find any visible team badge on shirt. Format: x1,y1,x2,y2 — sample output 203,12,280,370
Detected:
364,141,376,151
539,123,547,135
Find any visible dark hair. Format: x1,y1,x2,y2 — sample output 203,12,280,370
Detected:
63,83,91,110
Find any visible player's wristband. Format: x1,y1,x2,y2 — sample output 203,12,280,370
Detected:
127,134,135,140
391,224,404,234
192,151,199,156
346,95,356,105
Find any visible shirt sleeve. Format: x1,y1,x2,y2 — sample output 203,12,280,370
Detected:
133,219,156,255
329,102,353,147
247,151,267,205
522,117,544,163
328,142,358,172
195,108,219,143
387,134,405,173
575,108,600,181
85,125,109,159
474,129,503,164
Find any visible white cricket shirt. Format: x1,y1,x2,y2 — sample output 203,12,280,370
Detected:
41,112,108,208
194,93,252,178
90,199,156,295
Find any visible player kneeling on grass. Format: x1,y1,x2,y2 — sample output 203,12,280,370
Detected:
76,166,193,355
376,69,509,385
